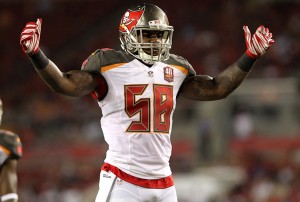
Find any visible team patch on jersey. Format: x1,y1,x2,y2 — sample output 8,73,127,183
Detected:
164,66,174,82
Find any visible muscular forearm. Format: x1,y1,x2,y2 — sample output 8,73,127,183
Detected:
0,160,18,202
36,60,69,94
181,53,256,101
213,64,250,98
28,50,68,94
28,50,96,97
180,23,275,101
214,53,256,95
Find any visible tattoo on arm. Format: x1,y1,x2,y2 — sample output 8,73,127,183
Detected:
35,60,98,97
181,64,249,101
63,70,98,96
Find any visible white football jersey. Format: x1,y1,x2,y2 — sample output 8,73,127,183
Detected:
82,49,195,179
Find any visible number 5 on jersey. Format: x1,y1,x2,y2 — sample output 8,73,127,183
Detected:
124,84,173,133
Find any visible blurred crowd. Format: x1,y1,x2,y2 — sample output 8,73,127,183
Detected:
1,0,300,201
223,138,300,202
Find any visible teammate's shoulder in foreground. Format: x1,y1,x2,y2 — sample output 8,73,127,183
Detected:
0,129,22,160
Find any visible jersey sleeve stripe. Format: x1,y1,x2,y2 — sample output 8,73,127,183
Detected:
101,63,127,73
171,65,189,75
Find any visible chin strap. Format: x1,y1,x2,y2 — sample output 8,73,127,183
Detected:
1,193,18,201
139,49,158,65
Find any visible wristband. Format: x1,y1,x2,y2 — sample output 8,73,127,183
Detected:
1,193,18,201
28,50,49,70
236,53,256,72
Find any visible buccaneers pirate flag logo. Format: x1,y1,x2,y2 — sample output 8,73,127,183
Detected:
119,7,145,33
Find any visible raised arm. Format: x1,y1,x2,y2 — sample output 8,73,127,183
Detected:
0,160,18,202
20,19,98,97
181,25,274,101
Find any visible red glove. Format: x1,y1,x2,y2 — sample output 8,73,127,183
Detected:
20,18,42,54
243,25,274,59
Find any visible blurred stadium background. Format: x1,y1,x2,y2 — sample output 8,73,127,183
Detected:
1,0,300,201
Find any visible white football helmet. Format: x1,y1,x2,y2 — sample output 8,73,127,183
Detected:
119,3,174,64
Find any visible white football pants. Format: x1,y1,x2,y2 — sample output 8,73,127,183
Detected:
95,170,178,202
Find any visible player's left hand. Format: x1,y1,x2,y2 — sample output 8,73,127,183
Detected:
20,18,42,55
243,25,275,59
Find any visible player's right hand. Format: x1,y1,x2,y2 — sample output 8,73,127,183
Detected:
243,25,275,59
20,18,42,55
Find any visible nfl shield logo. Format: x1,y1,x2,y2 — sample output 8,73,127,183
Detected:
164,67,174,82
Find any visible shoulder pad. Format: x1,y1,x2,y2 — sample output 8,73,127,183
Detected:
98,49,134,68
0,130,22,160
81,49,101,73
166,54,196,77
81,49,133,73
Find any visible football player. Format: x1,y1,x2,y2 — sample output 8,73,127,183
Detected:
0,99,22,202
20,3,274,202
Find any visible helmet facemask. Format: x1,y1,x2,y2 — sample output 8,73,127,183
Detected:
119,4,174,64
